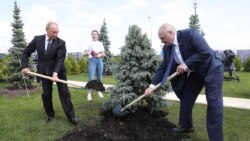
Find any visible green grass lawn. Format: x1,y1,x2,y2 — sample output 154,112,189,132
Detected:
222,72,250,98
0,71,250,141
165,102,250,141
0,87,105,141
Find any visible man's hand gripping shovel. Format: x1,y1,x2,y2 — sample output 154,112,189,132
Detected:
26,71,106,91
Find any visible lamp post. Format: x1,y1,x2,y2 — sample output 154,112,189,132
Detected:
148,16,152,48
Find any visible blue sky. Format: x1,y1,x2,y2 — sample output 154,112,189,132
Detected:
0,0,250,55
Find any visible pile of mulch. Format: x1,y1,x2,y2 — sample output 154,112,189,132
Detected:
56,107,189,141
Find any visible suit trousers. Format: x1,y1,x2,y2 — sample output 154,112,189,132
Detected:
178,65,224,141
41,71,76,121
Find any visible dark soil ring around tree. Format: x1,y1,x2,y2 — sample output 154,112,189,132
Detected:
56,107,189,141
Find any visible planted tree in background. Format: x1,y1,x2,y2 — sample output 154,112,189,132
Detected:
104,25,168,113
99,19,112,75
7,1,34,89
189,1,205,36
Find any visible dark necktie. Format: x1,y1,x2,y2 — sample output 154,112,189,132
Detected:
46,39,51,54
161,44,175,86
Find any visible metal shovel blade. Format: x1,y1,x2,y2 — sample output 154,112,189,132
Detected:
112,105,129,117
85,80,106,91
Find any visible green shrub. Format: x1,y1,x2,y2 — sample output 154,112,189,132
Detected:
244,56,250,72
234,55,242,71
0,55,9,79
65,55,80,75
78,57,88,73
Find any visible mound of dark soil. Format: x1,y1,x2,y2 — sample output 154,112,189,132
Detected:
0,86,40,97
56,107,189,141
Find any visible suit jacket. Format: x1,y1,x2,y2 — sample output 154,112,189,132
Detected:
21,35,66,78
152,29,223,98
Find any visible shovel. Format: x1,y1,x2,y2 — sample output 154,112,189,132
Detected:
113,72,179,117
27,71,105,91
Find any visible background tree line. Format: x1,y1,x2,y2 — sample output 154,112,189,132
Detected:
1,0,250,88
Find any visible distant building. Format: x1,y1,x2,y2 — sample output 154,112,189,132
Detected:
67,52,84,60
237,49,250,62
0,53,6,61
216,49,250,63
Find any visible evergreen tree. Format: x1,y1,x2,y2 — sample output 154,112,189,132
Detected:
189,1,205,36
99,19,112,75
104,25,168,113
7,1,34,89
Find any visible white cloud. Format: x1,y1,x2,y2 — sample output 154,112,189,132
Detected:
26,4,57,23
0,21,12,53
115,0,147,12
220,22,235,31
23,4,57,41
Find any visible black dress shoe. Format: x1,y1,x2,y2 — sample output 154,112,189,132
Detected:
69,118,78,125
173,126,194,133
47,116,54,122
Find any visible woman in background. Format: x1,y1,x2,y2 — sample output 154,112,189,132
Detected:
84,30,105,101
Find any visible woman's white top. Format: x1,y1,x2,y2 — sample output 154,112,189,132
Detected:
86,41,104,58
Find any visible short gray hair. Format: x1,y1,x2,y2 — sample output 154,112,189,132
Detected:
158,23,176,34
46,22,58,30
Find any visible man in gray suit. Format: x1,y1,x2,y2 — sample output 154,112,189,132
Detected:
145,23,224,141
21,22,78,125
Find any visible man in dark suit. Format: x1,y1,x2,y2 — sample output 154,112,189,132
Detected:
21,22,78,125
145,23,224,141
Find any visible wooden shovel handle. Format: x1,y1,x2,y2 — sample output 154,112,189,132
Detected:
120,72,179,112
27,71,82,88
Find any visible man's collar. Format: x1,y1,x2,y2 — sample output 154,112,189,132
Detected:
173,32,178,46
45,35,50,41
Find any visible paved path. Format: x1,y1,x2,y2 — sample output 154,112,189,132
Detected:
162,92,250,110
67,80,250,110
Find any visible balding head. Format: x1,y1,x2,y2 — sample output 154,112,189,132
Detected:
158,23,176,46
158,23,176,34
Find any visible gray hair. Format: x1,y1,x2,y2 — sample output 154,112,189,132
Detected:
158,23,176,34
46,22,58,30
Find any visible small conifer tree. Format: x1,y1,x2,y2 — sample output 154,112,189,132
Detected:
189,1,205,36
104,25,168,113
7,1,34,89
99,19,112,75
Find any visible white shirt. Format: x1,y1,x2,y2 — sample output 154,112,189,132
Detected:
45,35,52,52
173,33,185,65
149,33,191,89
86,41,104,58
173,33,192,75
